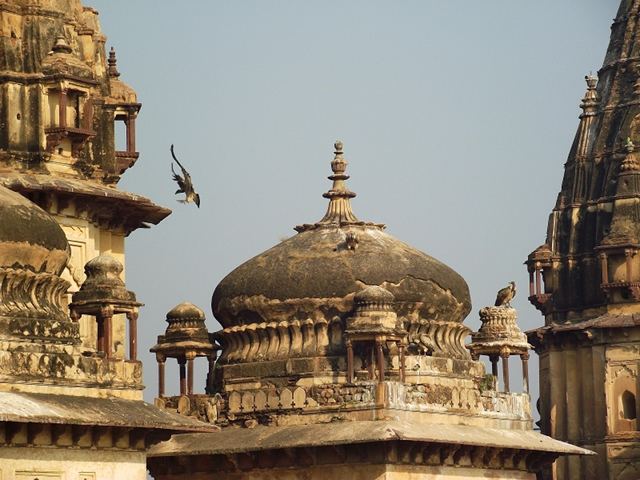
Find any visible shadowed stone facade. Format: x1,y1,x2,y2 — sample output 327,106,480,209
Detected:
0,2,214,479
527,1,640,479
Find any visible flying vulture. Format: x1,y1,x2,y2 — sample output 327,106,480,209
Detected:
171,144,200,208
494,281,516,307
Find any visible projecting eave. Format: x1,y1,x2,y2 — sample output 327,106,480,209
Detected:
0,391,214,433
148,420,593,458
0,173,171,233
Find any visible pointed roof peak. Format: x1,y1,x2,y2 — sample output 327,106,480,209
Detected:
108,46,121,78
580,74,598,113
294,142,385,233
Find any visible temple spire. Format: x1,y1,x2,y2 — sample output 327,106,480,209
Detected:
294,142,385,232
108,46,120,78
317,141,359,225
575,74,598,154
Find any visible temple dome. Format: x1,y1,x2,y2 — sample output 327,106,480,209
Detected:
0,185,69,275
212,143,471,329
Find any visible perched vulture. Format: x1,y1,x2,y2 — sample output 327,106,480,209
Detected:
171,144,200,208
494,281,516,307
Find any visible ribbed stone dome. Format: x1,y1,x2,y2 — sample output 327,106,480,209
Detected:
0,185,69,275
212,143,471,329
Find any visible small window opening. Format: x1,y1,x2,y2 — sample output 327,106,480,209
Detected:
115,119,127,151
622,390,637,420
58,148,63,155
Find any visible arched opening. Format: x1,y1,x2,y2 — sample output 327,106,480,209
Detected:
622,390,637,420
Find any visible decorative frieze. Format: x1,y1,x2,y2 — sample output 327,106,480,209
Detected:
0,267,76,345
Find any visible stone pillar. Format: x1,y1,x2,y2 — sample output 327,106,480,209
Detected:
490,355,499,390
367,347,375,380
501,352,510,393
398,341,406,383
102,306,114,358
521,352,530,394
186,351,195,395
59,89,67,127
127,310,138,360
346,339,354,383
157,354,166,398
625,248,634,281
376,340,385,381
178,357,187,396
599,253,609,284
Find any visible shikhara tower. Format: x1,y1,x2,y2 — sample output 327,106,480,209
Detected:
527,1,640,479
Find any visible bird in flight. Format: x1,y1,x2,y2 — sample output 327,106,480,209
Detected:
170,144,200,208
494,281,516,307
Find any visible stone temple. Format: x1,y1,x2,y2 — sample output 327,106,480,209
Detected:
146,142,586,479
526,1,640,479
1,0,636,480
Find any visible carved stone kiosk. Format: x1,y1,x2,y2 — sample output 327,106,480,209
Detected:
467,306,532,394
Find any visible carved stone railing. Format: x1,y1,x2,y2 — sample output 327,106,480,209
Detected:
0,348,143,389
215,317,344,363
216,317,473,364
405,319,471,359
0,267,77,343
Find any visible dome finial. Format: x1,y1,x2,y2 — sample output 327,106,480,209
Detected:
319,141,359,226
52,36,72,54
294,142,385,232
580,74,598,112
108,46,120,78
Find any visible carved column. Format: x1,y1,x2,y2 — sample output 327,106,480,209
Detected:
59,89,68,127
521,352,530,394
398,341,406,383
157,354,166,398
625,248,634,281
101,305,114,358
346,338,354,383
490,354,499,389
376,340,385,381
600,253,609,284
127,310,138,360
501,352,510,393
186,351,196,395
178,357,187,396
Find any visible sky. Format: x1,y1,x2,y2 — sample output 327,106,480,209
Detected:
87,1,620,409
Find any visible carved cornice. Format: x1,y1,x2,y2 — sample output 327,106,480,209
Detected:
0,267,70,324
405,318,471,359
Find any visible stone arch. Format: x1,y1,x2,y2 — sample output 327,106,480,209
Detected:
622,390,637,421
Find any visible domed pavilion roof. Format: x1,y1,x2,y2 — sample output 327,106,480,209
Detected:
0,184,69,275
212,142,471,328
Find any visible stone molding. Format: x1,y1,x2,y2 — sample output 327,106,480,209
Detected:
406,319,471,359
0,267,71,327
216,317,472,364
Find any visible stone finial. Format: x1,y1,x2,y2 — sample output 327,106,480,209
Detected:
294,142,386,232
346,286,402,332
52,36,72,54
72,253,136,302
108,47,121,78
472,306,528,345
580,75,598,112
165,302,207,333
621,137,640,172
152,301,214,348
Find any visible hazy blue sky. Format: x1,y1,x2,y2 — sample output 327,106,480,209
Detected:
88,1,619,406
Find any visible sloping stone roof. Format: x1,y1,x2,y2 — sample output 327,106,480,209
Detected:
148,419,592,457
